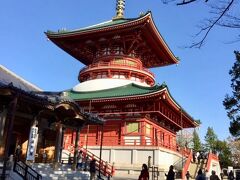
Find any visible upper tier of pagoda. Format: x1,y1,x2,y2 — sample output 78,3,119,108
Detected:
45,12,178,68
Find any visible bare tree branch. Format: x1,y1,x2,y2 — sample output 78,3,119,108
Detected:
161,0,239,48
190,0,235,48
176,0,198,5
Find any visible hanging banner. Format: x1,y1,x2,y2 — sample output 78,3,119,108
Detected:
26,126,38,161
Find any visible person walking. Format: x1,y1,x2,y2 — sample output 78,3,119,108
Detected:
42,150,47,163
205,170,210,180
138,164,149,180
84,155,89,171
15,145,22,161
210,170,220,180
228,170,234,180
89,159,96,180
186,171,192,180
220,172,224,180
76,151,83,170
193,151,196,163
165,165,175,180
196,169,206,180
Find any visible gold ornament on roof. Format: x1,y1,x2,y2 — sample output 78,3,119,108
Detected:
113,0,125,20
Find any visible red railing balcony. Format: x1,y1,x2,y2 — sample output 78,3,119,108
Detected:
77,137,186,153
79,61,155,78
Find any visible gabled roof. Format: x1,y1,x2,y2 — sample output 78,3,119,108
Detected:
0,65,42,92
46,12,179,68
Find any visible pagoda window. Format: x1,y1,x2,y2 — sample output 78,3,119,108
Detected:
113,58,124,65
126,60,137,68
126,122,139,133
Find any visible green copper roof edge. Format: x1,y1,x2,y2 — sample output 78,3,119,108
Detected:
45,12,151,36
65,83,166,101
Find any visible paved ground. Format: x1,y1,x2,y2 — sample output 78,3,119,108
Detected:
95,174,139,180
111,174,139,180
109,174,184,180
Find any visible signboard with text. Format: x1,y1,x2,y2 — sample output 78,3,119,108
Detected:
26,126,38,161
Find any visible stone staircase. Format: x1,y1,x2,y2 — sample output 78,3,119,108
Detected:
32,163,91,180
188,159,207,179
61,146,114,179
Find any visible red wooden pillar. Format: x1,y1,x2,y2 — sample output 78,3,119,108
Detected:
120,121,125,145
152,126,155,146
97,126,100,145
164,133,168,147
141,121,145,146
169,135,172,149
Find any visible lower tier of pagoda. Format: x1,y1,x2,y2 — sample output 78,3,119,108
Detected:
63,118,178,152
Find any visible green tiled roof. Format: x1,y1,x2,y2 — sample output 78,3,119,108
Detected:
64,83,166,101
64,83,197,125
46,18,133,35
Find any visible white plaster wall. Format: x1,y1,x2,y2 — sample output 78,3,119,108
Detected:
88,146,182,172
137,150,153,165
209,159,221,177
90,149,111,162
158,150,180,169
115,149,132,164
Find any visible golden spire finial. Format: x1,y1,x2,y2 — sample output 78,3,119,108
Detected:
113,0,125,20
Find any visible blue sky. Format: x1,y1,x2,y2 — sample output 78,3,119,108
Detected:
1,0,238,141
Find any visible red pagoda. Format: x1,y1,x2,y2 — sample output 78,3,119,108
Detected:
46,0,198,176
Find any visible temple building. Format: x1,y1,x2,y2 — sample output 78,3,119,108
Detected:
0,65,104,179
45,1,199,176
0,0,221,179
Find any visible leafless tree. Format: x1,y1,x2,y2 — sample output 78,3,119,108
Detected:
227,137,240,168
162,0,239,48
